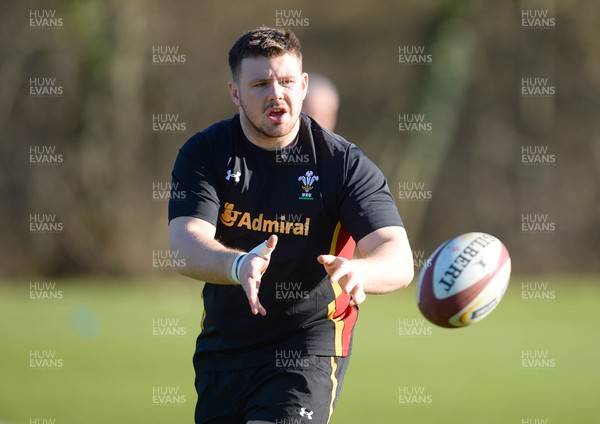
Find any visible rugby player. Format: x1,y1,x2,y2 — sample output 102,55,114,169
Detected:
169,27,414,424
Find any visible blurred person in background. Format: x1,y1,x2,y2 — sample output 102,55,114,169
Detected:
302,73,339,131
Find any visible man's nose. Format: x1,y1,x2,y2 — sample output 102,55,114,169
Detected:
267,81,284,101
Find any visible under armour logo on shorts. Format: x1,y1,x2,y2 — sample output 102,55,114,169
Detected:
299,407,313,420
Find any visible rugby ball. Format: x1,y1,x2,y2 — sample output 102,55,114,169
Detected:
416,232,511,328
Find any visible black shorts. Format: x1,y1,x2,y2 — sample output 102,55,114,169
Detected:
194,355,350,424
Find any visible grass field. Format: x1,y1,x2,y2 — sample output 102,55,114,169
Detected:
0,275,598,423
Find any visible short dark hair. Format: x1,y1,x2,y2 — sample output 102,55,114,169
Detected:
228,27,302,80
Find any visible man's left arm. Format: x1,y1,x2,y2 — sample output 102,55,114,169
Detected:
317,226,414,305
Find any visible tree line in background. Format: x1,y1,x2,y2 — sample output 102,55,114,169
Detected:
0,0,598,277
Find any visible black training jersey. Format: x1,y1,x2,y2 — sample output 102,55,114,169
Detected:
169,113,402,371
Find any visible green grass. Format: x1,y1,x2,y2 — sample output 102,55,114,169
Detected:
0,276,597,423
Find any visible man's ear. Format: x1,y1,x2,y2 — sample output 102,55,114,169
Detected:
228,80,241,107
301,72,309,100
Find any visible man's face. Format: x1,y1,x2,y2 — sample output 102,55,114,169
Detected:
229,54,308,146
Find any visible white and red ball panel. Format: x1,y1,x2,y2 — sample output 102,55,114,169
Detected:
417,232,511,328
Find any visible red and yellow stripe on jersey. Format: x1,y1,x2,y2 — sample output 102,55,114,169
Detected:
326,221,358,357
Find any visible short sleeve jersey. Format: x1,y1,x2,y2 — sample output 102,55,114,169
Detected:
169,113,402,371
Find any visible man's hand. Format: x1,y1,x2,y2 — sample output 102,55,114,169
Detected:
317,255,366,306
238,235,278,316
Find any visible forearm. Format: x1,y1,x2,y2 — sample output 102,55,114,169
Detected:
354,240,414,294
351,226,414,294
169,217,278,315
318,227,414,302
169,219,239,284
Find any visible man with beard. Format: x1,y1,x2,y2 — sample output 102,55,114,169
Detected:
168,27,414,424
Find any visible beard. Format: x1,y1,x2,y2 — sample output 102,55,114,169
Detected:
239,100,298,140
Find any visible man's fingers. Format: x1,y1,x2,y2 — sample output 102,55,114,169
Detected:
239,238,278,317
245,279,267,316
317,254,366,305
251,295,266,316
339,274,355,293
320,256,352,286
246,280,259,306
266,234,278,249
250,299,266,316
250,280,266,316
248,236,277,261
349,286,366,306
255,303,266,316
317,254,336,265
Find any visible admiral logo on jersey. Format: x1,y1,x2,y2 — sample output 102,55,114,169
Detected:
219,203,311,236
219,202,241,227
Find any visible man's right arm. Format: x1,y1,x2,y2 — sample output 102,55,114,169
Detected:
169,216,277,316
169,216,239,285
